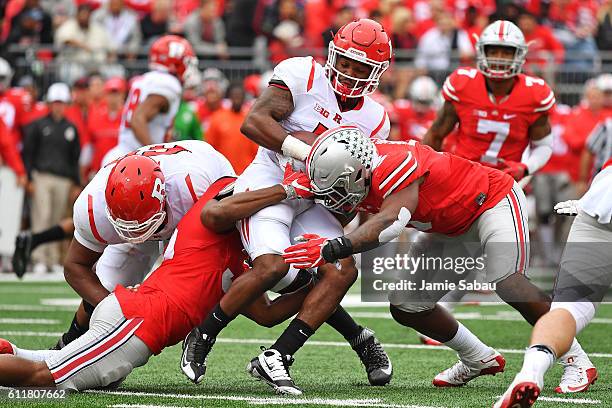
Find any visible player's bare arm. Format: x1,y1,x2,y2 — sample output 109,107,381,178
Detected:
241,280,314,327
63,240,106,306
422,101,459,151
131,94,170,146
201,185,290,233
345,180,421,253
528,114,552,141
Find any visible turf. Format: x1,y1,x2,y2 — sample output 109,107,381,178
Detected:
0,281,610,407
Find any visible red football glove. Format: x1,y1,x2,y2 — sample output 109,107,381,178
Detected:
282,163,313,199
499,160,528,181
282,233,329,269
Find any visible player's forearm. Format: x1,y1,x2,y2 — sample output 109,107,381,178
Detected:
422,130,445,151
130,113,153,146
63,262,110,306
345,212,400,254
240,112,306,158
201,185,288,232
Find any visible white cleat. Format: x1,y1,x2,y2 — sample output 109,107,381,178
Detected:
433,349,505,387
493,372,542,408
246,348,302,395
556,355,598,393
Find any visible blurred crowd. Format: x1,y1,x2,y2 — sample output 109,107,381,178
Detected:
1,0,612,272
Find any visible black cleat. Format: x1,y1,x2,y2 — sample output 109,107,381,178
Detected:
12,231,32,279
180,327,215,384
246,347,302,395
351,327,393,386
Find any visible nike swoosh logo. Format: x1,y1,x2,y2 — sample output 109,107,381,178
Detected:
380,362,392,376
212,313,222,322
503,114,516,120
181,349,191,369
298,329,309,337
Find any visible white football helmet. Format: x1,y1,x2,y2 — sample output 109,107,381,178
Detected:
410,76,438,106
306,126,374,214
0,58,13,92
476,20,527,79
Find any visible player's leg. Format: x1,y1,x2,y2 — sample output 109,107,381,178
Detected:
52,242,159,349
292,204,392,385
495,211,611,407
484,184,596,394
0,294,152,390
30,171,53,272
12,219,75,278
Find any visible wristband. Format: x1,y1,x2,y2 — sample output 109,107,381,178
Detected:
282,183,297,200
321,236,354,262
281,135,310,161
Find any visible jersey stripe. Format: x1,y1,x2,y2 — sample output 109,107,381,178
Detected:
442,80,459,102
307,58,316,92
534,97,555,112
88,195,107,244
380,152,413,190
380,153,418,198
383,159,418,198
269,83,289,91
185,174,198,203
540,91,554,105
370,111,388,138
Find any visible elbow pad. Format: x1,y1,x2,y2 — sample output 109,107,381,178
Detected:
523,134,553,175
379,207,412,243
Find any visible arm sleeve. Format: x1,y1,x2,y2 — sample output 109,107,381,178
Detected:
72,193,107,253
147,74,182,110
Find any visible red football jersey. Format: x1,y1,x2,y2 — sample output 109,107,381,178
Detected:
442,67,555,165
358,139,514,236
392,99,436,142
88,104,123,172
115,176,245,354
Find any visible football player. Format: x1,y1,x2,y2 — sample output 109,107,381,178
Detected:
392,75,438,142
181,18,393,394
421,20,596,391
103,34,198,164
0,176,326,391
283,127,591,391
50,141,235,350
494,158,612,407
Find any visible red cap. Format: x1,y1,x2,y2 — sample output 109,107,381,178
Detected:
104,77,127,93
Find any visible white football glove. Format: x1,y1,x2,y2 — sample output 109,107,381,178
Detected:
554,200,579,216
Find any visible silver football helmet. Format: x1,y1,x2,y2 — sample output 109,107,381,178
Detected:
306,126,374,214
476,20,527,79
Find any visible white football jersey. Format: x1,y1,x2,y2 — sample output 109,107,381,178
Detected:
579,166,612,224
255,56,390,167
117,71,182,152
73,140,235,253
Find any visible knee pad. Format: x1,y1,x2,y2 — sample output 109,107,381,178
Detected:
550,301,596,334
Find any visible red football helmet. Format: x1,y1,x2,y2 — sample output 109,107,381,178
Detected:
105,155,167,243
149,35,198,83
326,19,392,98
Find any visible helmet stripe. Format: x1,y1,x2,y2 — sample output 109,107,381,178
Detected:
498,21,505,40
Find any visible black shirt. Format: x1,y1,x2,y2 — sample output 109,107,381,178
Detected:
23,114,80,184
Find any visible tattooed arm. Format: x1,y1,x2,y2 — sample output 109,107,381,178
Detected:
240,85,295,152
422,101,459,151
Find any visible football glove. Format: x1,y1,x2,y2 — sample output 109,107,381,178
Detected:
283,233,353,269
282,163,313,199
500,159,528,181
554,200,579,216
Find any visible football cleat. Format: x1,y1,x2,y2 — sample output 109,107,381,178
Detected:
246,347,302,395
0,339,15,355
433,350,505,387
556,355,598,393
418,334,443,346
493,372,542,408
12,231,32,278
351,327,393,385
180,327,216,384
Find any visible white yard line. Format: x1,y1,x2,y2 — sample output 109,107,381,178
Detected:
109,405,193,408
0,304,75,312
2,331,611,359
0,287,73,294
40,298,81,306
0,318,60,325
96,390,445,408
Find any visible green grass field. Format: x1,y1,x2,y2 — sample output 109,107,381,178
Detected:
0,280,610,408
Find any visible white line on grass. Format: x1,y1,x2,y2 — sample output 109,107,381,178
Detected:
0,304,75,312
2,331,611,359
93,390,445,408
0,318,60,325
40,298,81,306
0,287,73,294
110,405,193,408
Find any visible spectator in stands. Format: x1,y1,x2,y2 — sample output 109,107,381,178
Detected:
205,83,258,174
414,10,474,72
54,3,113,66
184,0,228,58
92,0,142,56
322,7,354,50
174,81,203,142
596,0,612,52
546,0,598,70
140,0,172,46
88,77,125,176
225,0,259,47
88,73,105,106
391,7,417,56
0,117,27,187
22,83,80,274
6,0,53,45
195,68,228,131
518,10,565,71
269,19,304,64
